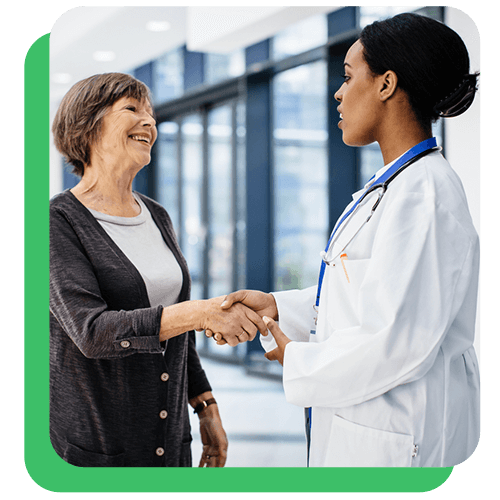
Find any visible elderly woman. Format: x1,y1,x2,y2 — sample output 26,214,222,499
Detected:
50,73,266,467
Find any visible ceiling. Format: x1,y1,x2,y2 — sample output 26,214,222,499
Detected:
50,6,339,104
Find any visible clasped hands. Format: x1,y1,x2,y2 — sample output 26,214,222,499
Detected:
202,290,291,365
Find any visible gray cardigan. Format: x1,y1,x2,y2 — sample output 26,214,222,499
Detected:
49,190,211,467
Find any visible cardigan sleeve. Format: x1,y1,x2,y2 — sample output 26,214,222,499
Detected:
50,205,164,359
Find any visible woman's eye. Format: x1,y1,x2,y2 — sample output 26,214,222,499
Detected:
126,106,136,112
342,74,351,82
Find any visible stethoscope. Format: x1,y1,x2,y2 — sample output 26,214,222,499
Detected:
319,185,384,267
314,137,441,312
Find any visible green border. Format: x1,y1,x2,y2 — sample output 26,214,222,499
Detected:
24,33,453,493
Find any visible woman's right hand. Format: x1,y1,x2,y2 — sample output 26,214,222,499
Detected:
201,296,269,347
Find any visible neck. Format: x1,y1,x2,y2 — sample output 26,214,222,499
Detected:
375,92,432,165
71,157,142,217
378,127,432,166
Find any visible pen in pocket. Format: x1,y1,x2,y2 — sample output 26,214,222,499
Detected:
340,253,350,283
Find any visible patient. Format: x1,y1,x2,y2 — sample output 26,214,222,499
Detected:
50,72,267,467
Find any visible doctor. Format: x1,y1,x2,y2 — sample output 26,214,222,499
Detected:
216,13,480,467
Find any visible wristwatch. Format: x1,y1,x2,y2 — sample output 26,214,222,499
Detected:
193,397,217,414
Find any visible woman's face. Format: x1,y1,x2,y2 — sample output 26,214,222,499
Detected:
334,40,384,147
94,96,157,168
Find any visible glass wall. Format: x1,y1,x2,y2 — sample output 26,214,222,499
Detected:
154,98,247,359
359,6,420,27
207,104,233,298
156,121,180,235
205,49,245,85
272,14,328,60
180,114,205,300
235,102,247,291
153,48,184,104
272,61,329,291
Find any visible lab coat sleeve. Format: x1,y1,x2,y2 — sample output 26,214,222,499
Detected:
260,286,316,352
282,189,477,408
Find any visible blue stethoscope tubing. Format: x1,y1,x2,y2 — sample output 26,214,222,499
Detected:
305,137,439,466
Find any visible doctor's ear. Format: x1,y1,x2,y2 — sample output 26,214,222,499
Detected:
378,70,398,101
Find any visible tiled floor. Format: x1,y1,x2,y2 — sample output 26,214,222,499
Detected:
189,356,308,467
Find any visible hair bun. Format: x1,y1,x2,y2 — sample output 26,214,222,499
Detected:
433,73,479,118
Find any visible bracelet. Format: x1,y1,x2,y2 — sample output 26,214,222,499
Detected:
193,398,217,414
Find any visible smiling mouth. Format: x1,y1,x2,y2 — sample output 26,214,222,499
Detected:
129,134,151,145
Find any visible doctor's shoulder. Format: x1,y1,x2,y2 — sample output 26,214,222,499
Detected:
384,153,477,235
433,158,478,250
419,152,477,234
394,153,470,209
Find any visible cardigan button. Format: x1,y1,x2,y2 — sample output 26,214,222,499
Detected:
120,340,131,349
160,372,169,382
156,447,165,456
159,410,168,419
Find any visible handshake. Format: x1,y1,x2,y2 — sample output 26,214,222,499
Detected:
200,290,290,365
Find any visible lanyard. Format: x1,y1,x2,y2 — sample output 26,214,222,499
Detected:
314,137,438,311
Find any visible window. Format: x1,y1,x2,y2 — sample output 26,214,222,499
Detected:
235,102,247,291
156,121,180,234
153,48,184,104
205,49,245,85
273,61,329,291
272,14,328,60
207,104,233,298
359,6,420,28
155,98,247,359
180,114,204,300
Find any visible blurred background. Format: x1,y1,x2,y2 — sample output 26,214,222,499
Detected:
49,6,480,467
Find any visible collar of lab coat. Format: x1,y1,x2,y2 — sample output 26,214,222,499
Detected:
351,155,400,201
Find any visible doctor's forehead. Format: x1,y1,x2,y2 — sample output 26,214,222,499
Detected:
344,40,364,67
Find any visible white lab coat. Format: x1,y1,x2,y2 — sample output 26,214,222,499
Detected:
262,150,480,467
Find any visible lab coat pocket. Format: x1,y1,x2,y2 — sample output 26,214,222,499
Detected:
326,414,415,467
325,257,369,331
341,258,369,289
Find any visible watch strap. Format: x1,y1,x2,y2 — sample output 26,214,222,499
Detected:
193,397,217,414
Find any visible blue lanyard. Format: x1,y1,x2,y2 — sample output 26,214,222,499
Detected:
314,137,438,311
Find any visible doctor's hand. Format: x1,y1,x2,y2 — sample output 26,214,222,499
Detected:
262,316,291,366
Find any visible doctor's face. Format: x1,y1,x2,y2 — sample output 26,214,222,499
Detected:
334,40,384,147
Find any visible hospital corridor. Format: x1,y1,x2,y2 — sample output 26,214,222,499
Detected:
39,2,481,482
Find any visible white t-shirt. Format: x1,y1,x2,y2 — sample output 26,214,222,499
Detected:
88,194,183,309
